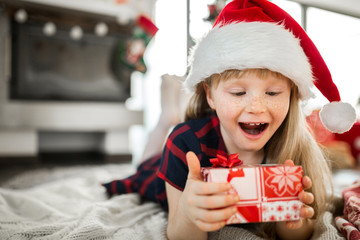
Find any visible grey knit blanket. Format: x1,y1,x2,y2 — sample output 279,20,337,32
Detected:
0,164,345,240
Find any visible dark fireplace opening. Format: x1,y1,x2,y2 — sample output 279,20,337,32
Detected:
9,8,133,102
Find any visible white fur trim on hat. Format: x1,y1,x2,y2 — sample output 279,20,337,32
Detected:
319,101,357,133
185,22,314,100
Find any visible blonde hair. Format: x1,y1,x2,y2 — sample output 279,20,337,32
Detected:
185,69,290,120
185,69,333,237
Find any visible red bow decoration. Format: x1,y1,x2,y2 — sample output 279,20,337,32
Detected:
210,153,243,168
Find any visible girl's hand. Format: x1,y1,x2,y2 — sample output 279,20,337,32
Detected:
283,159,314,229
181,151,239,232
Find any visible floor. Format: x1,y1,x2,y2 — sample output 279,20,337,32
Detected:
0,151,131,185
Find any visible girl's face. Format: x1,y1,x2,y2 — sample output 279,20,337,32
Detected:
205,71,291,156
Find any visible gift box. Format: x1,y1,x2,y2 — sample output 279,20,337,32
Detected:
202,164,303,224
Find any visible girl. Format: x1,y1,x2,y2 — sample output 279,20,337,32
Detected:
104,0,356,239
163,69,322,240
158,0,356,239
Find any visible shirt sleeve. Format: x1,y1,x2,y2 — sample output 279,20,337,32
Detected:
158,122,202,191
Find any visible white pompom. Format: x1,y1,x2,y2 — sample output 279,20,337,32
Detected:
319,101,357,133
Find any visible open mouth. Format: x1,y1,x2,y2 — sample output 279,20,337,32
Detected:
239,122,268,135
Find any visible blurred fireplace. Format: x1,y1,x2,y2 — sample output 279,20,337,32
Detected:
7,2,133,102
0,0,145,161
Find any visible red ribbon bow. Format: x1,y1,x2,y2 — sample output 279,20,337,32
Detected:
210,153,243,168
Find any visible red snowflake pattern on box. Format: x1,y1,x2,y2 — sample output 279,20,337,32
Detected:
202,164,303,224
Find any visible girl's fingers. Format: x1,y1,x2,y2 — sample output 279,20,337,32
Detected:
194,206,237,223
298,190,314,205
189,180,232,195
286,206,314,229
188,191,239,209
186,151,203,181
284,159,295,166
302,176,312,190
300,205,314,219
194,219,226,232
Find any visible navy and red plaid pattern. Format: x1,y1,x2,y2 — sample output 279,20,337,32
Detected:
103,114,229,210
102,153,168,209
158,114,228,191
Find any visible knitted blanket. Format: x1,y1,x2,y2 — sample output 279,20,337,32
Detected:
0,164,351,240
0,164,168,240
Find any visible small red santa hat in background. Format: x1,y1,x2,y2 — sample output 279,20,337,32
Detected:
185,0,356,133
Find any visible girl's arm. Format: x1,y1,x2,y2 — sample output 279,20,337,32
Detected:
276,160,315,240
166,152,239,240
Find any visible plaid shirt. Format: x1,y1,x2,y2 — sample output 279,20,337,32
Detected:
104,114,230,210
103,114,266,210
158,114,228,192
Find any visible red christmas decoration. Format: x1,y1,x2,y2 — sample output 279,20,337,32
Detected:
210,153,243,168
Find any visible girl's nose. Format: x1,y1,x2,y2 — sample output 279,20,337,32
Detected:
246,97,266,113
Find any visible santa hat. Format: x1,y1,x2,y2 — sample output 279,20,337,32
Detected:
185,0,356,133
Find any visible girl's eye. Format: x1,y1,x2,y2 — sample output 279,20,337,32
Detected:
266,91,280,96
231,91,246,96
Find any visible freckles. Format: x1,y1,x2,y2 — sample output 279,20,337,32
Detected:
268,101,285,110
266,99,290,117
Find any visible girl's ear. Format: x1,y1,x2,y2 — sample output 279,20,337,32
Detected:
204,83,216,110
